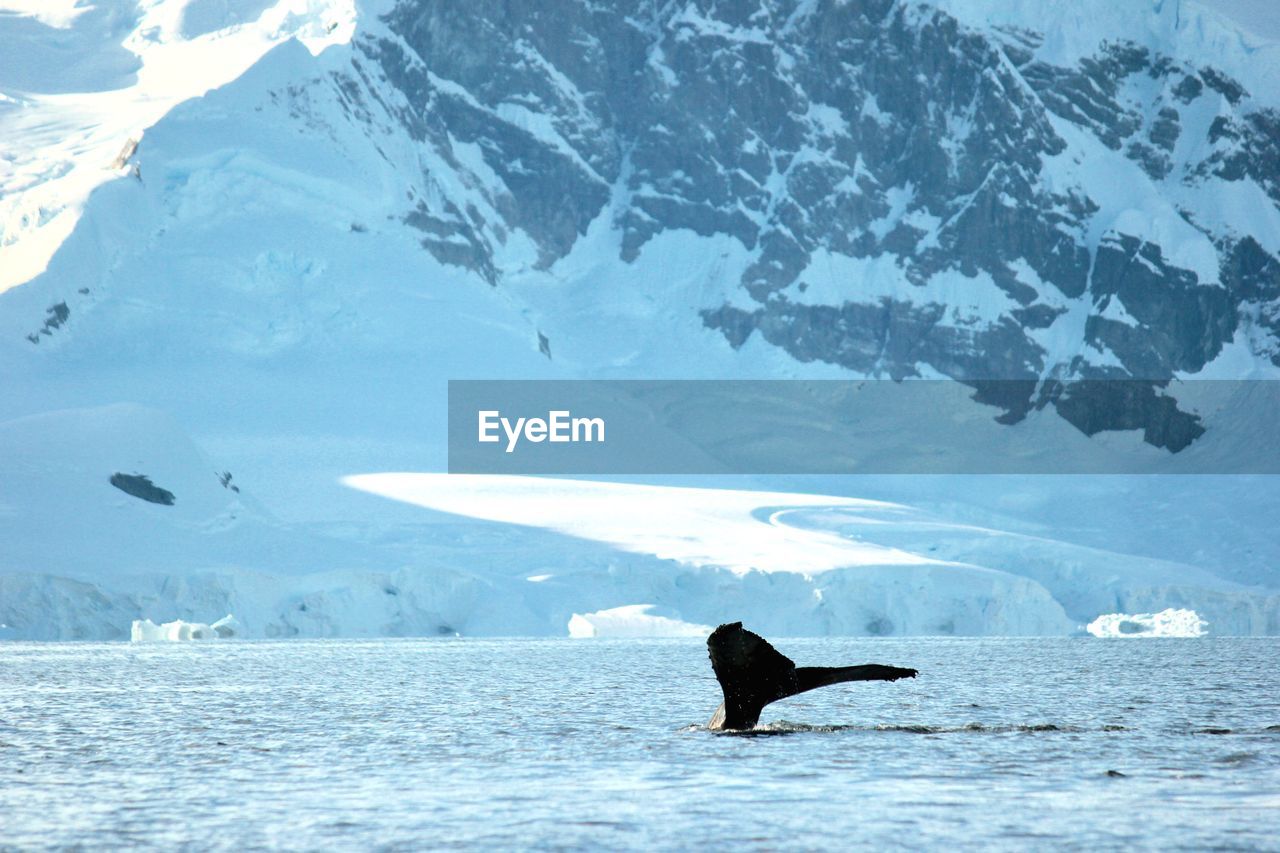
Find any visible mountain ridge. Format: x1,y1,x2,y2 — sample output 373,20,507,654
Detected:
0,0,1277,638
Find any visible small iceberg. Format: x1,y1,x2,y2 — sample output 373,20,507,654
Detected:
1086,608,1207,638
568,604,711,638
131,614,241,642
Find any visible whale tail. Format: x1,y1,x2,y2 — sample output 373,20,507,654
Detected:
706,622,917,731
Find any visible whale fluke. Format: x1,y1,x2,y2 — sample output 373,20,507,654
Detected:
706,622,918,731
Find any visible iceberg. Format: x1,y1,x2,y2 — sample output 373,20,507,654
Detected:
130,614,240,642
1086,608,1208,638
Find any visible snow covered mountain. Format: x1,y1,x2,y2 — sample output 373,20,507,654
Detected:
1,0,1277,639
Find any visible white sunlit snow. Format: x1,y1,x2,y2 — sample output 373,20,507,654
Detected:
567,605,711,638
0,0,356,293
342,474,949,577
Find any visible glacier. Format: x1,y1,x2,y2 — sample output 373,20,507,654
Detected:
1,0,1278,639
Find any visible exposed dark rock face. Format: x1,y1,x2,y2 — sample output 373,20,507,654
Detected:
1086,235,1238,377
310,1,1279,442
1039,379,1205,452
109,473,176,506
26,302,70,344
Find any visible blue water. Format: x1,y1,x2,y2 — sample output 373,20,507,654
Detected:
1,638,1277,849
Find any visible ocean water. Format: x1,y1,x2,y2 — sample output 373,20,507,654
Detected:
1,637,1277,850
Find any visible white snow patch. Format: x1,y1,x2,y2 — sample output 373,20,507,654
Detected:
1039,116,1223,286
790,249,1020,326
868,183,916,241
0,0,88,29
806,102,849,137
669,5,770,45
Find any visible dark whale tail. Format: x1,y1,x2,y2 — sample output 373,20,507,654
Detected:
706,622,917,731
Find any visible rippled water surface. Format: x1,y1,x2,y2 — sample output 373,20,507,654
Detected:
1,638,1277,849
